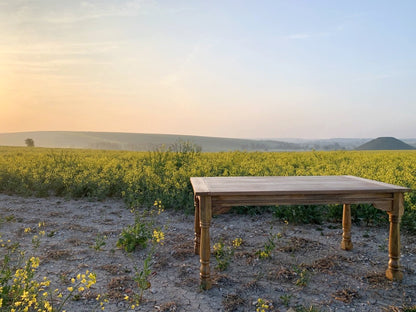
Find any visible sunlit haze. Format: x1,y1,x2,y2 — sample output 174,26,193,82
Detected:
1,1,415,139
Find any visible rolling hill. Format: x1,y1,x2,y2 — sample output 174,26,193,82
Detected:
0,131,301,152
356,137,415,150
2,132,414,152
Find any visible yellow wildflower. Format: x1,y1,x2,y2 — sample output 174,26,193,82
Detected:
232,238,242,247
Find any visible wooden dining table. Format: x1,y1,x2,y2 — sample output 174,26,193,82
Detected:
190,175,411,289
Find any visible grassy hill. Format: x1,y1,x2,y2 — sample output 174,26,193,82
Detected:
0,131,302,152
356,137,415,150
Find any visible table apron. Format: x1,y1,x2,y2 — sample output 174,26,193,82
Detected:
210,192,394,211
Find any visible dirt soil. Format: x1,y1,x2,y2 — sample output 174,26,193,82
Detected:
0,194,415,312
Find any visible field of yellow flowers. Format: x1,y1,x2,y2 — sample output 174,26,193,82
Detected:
0,147,415,229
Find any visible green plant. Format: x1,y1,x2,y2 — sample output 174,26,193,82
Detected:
117,201,164,252
117,211,153,252
356,203,388,226
0,234,106,311
280,294,292,307
256,230,281,259
92,234,107,251
272,205,324,225
256,298,273,312
294,266,310,287
125,229,165,308
213,238,242,271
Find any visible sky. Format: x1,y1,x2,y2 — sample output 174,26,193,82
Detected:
1,0,415,139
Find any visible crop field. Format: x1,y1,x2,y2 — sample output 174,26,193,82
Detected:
1,146,416,311
1,146,415,230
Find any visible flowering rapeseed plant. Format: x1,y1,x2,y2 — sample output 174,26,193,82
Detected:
122,201,166,309
213,237,243,271
0,228,106,312
256,298,273,312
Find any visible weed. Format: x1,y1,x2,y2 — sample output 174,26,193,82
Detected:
280,294,292,307
294,266,310,287
92,234,107,251
121,201,166,307
256,298,273,312
125,229,165,308
117,200,164,253
256,229,281,259
0,233,106,311
213,238,242,271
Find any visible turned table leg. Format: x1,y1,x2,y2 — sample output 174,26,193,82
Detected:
386,193,404,280
194,196,201,255
341,204,353,250
199,195,212,289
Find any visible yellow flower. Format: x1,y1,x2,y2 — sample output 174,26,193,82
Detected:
152,230,165,245
232,238,242,247
24,227,31,233
71,278,76,283
44,301,52,312
67,287,74,292
124,295,129,300
78,286,85,292
30,257,40,268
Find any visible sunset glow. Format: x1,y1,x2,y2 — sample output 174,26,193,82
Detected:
1,1,415,139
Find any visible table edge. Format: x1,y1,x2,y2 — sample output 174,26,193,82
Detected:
190,175,412,196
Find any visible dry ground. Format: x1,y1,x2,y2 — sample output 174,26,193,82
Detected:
0,194,415,311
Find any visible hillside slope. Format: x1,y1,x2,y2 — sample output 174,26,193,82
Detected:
356,137,415,150
0,131,300,152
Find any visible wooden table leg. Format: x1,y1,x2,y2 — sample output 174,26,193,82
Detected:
386,193,404,280
199,195,212,290
341,204,353,250
194,196,200,255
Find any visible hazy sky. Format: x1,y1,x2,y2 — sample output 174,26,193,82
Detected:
1,1,415,139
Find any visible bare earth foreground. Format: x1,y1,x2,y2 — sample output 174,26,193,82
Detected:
0,194,415,312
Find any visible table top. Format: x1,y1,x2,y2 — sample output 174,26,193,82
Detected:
190,175,411,196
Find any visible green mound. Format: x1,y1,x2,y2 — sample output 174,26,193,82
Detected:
356,137,415,150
